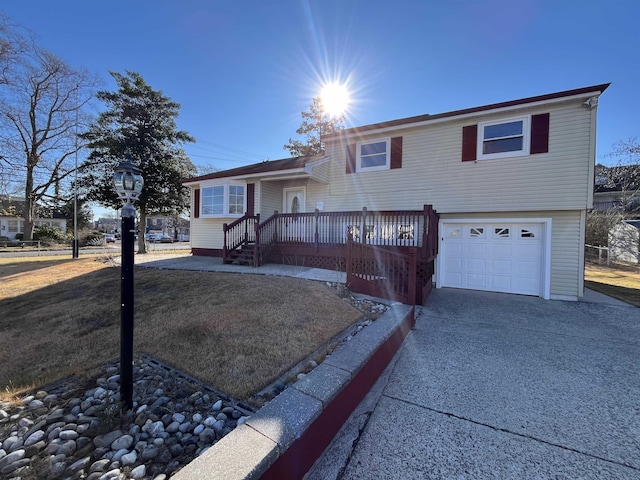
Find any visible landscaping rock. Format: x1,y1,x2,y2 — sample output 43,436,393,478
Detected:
0,355,254,479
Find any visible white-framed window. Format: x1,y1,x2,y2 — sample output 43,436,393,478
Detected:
477,116,530,160
202,186,224,215
228,185,244,215
356,138,391,172
8,220,19,232
201,183,246,217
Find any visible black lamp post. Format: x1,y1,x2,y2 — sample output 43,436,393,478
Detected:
113,157,143,411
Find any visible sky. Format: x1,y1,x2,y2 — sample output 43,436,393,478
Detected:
2,0,639,196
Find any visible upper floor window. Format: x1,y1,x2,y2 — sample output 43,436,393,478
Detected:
201,183,245,217
477,116,530,160
357,138,391,172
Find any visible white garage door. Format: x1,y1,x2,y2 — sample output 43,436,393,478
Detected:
440,222,544,296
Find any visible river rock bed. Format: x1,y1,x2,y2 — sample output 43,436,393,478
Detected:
0,356,254,479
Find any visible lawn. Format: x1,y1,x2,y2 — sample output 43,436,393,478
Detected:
585,262,640,307
0,255,362,404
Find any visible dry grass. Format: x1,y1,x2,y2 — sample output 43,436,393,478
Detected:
0,256,361,403
585,262,640,307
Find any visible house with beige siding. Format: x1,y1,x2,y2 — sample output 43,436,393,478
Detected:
183,83,609,301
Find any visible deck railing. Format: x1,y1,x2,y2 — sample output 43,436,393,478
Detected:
255,206,435,251
223,214,259,262
346,236,418,304
223,205,439,304
254,213,279,267
224,205,438,263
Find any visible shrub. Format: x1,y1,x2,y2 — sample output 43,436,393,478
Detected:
33,226,65,243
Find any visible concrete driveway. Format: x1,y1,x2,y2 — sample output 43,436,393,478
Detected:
312,288,640,479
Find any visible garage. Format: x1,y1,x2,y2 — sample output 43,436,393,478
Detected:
439,221,549,297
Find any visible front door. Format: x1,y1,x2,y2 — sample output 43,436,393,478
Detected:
284,188,305,213
283,187,306,242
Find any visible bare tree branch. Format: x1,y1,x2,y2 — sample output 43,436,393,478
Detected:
0,18,100,240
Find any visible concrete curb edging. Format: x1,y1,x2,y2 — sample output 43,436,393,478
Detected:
172,304,415,480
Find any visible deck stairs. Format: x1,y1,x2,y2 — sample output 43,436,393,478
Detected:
224,242,255,266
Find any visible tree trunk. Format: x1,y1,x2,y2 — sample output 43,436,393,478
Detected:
138,208,147,254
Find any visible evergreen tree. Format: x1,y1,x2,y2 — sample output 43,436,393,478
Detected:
79,71,196,253
284,97,345,157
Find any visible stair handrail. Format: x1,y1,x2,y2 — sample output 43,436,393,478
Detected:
254,211,280,266
223,213,259,263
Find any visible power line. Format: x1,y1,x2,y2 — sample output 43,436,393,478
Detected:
194,140,268,160
185,153,262,164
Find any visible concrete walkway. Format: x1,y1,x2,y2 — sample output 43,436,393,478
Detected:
132,253,346,283
308,288,640,479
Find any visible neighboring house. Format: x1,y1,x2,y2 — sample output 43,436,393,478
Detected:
146,215,190,241
97,214,190,240
593,164,640,214
183,83,610,301
0,196,67,240
609,220,640,264
96,217,119,233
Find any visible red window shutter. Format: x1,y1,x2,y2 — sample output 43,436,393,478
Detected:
462,125,477,161
530,113,550,154
193,188,200,218
346,143,356,174
246,183,255,216
390,136,403,169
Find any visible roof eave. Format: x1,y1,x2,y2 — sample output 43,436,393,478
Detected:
182,155,330,186
326,83,611,141
183,167,310,186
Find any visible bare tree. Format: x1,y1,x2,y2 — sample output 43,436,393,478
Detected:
195,163,220,176
0,15,28,195
586,210,622,247
0,18,98,240
597,138,640,213
0,14,28,86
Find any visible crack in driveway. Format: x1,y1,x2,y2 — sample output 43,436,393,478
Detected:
383,392,640,473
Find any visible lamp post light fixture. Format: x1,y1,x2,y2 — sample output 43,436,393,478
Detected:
113,156,143,411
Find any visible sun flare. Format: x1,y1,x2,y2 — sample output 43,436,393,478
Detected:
320,82,351,117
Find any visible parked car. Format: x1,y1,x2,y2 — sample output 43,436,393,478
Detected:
104,234,116,243
0,236,22,247
146,233,173,243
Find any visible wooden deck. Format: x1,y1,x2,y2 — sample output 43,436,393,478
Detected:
223,205,438,305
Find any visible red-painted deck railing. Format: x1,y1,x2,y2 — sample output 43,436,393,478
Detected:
254,212,279,267
225,205,439,270
345,236,418,305
255,206,430,251
222,214,259,263
222,205,439,304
